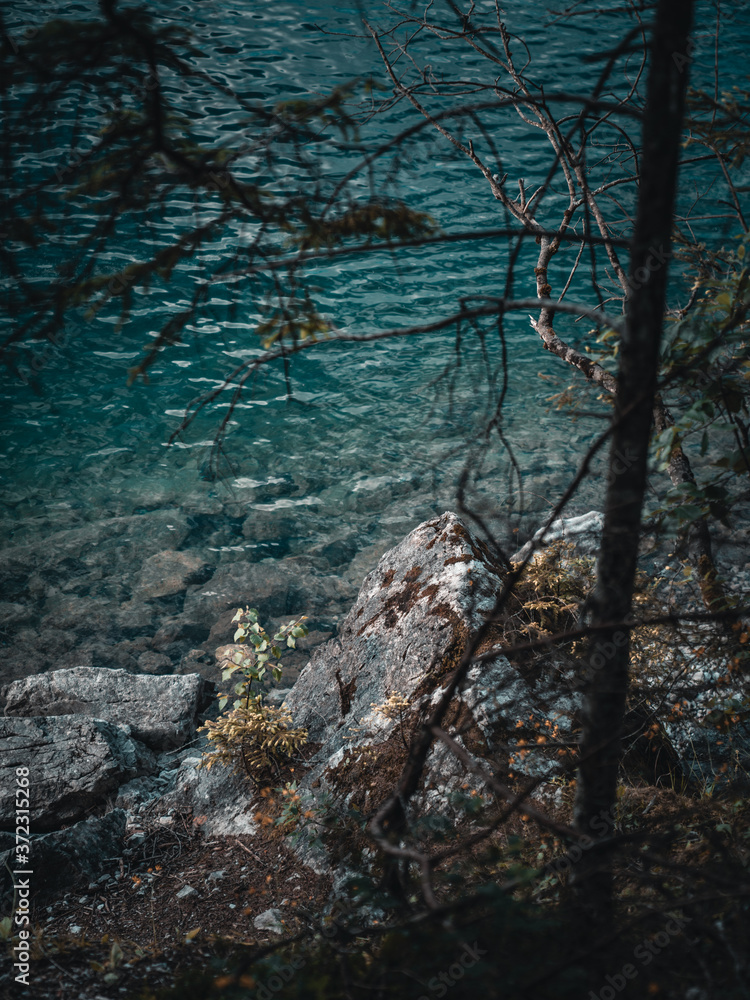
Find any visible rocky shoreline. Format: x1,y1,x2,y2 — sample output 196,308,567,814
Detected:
1,510,748,997
0,512,590,893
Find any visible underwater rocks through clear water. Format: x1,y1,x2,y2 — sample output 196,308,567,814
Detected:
0,501,368,690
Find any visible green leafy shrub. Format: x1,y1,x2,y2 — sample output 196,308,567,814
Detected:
219,607,309,710
198,608,309,785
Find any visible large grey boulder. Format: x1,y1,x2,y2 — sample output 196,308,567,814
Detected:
285,512,579,821
3,666,204,750
0,716,148,830
286,512,505,745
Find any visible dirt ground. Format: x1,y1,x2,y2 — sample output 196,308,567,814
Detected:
2,802,332,999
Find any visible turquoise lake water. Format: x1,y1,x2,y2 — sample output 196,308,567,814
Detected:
1,1,748,676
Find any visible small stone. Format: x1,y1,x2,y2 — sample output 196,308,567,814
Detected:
253,908,285,934
176,885,198,900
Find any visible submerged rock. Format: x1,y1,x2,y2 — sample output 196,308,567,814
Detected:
0,511,192,604
134,549,212,600
182,558,355,628
137,650,174,674
39,595,113,637
0,602,34,629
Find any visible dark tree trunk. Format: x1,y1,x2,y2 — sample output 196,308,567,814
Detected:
572,0,695,924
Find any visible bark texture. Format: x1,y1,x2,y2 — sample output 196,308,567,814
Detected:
572,0,695,922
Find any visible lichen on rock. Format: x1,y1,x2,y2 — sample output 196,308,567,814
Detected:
282,513,569,840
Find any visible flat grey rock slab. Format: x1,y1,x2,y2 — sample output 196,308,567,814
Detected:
0,716,145,830
3,666,204,750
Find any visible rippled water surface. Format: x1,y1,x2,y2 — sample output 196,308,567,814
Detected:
1,1,747,678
